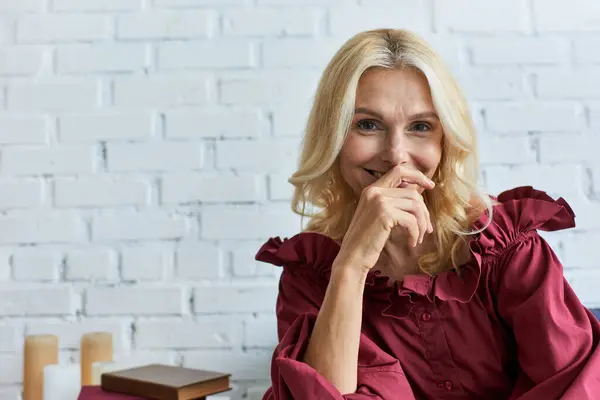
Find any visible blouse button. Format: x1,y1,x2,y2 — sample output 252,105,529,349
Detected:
444,380,453,391
421,312,432,321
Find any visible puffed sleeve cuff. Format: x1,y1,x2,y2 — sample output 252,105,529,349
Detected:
266,313,415,400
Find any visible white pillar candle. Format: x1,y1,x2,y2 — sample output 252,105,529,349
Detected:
43,364,81,400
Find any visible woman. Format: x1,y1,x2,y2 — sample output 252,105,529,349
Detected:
255,29,600,399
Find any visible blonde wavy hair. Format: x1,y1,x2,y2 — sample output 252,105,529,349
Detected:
289,28,494,275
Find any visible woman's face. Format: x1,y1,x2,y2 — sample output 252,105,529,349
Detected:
339,67,444,200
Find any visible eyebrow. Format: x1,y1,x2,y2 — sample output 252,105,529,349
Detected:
354,107,439,121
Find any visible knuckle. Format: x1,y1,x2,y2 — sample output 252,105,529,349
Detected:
410,198,420,210
412,189,423,200
369,194,388,215
372,193,386,209
412,197,424,209
362,186,378,201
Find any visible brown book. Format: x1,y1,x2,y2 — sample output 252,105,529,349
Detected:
100,364,231,400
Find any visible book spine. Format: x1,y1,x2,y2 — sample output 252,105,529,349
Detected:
101,374,178,400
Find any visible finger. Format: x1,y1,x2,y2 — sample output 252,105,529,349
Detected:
388,197,428,246
384,189,430,242
393,211,419,248
410,190,433,235
420,198,433,234
418,201,429,244
372,165,435,190
374,187,422,198
427,208,434,233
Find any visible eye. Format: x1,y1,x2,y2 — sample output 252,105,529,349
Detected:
356,119,380,132
411,122,432,133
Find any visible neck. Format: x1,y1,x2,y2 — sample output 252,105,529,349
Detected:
373,228,434,283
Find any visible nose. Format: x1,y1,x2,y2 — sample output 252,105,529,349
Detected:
380,131,410,168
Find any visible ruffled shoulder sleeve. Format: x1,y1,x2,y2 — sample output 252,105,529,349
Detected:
482,187,600,398
470,185,575,259
255,231,341,277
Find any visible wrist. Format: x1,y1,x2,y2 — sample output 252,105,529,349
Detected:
333,248,373,273
331,255,370,283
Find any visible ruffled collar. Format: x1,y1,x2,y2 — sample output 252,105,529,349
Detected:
255,186,576,319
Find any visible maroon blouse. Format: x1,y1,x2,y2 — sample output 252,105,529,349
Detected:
255,186,600,399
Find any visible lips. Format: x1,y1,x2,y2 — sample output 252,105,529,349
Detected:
364,168,383,178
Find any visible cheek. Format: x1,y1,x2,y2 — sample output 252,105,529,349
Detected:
416,140,443,172
340,135,376,167
338,135,378,190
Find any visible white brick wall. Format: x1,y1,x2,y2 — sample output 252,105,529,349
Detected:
16,15,111,43
113,76,212,107
470,37,567,66
52,0,143,12
7,81,99,110
54,176,149,208
192,283,278,314
157,41,255,70
161,173,263,203
12,246,62,282
0,116,47,144
91,211,190,241
106,141,204,172
58,112,154,142
0,323,22,352
0,213,87,244
0,47,45,76
215,138,300,171
120,243,171,281
175,241,222,280
56,44,149,74
0,1,599,399
0,286,75,316
219,71,319,105
222,8,320,37
85,286,184,316
435,0,530,33
135,317,243,349
65,247,119,281
2,145,98,175
165,108,264,138
116,11,215,40
0,179,44,209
